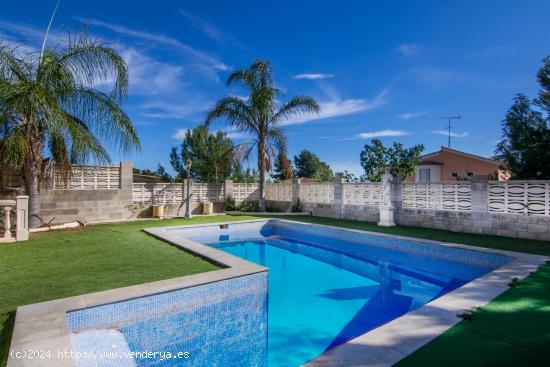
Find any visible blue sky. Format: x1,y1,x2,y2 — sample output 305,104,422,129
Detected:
2,1,549,175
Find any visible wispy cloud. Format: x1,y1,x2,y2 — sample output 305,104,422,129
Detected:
293,73,334,80
177,10,251,52
396,112,427,120
282,88,389,126
140,100,212,119
172,128,189,140
74,17,230,72
408,67,470,87
357,130,411,139
432,130,469,138
396,43,420,56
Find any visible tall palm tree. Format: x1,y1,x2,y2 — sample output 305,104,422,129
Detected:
205,59,319,210
0,33,140,227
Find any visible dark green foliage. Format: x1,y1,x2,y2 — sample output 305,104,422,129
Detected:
170,126,235,183
133,164,172,182
335,170,360,183
360,139,424,181
232,164,259,183
496,57,550,179
291,198,303,213
224,195,236,211
238,200,260,212
293,149,334,181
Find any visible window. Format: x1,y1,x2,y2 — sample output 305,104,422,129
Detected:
465,171,475,178
419,168,431,182
449,171,459,179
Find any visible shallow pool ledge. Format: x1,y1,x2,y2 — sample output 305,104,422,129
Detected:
7,219,268,367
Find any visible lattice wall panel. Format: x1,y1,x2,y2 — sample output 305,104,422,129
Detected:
489,182,550,216
402,183,471,211
343,183,380,206
54,166,120,190
233,183,259,202
265,183,292,201
300,184,334,204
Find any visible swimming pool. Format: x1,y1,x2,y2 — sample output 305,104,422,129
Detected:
66,219,513,367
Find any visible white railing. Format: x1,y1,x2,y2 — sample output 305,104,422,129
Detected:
233,183,259,202
402,182,472,211
300,183,334,204
0,196,28,242
343,182,380,207
489,181,550,216
265,183,293,201
54,165,120,190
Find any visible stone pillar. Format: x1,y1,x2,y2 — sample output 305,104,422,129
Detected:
470,175,489,212
292,178,301,208
333,178,345,219
224,179,234,199
16,195,29,241
119,161,133,209
184,179,194,217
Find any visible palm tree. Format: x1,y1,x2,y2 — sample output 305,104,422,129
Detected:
205,59,319,210
0,33,140,227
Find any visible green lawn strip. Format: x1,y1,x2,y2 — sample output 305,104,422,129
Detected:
0,215,258,367
396,263,550,366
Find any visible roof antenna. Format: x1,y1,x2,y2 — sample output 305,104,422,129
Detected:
440,114,462,148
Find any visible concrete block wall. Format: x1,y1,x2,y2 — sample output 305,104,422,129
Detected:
38,162,132,224
395,207,550,241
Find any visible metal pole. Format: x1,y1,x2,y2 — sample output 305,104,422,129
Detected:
185,178,192,218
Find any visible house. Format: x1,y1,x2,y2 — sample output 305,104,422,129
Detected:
409,147,510,182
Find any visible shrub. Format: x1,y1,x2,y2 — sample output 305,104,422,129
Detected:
238,201,260,212
291,198,303,213
224,195,237,211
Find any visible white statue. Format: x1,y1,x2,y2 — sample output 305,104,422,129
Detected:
378,170,396,226
380,170,393,209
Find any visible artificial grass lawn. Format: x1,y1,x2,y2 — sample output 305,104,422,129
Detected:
1,214,549,366
0,215,258,366
396,263,550,366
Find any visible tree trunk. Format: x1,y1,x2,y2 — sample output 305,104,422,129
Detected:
23,156,42,228
22,130,45,228
258,137,266,211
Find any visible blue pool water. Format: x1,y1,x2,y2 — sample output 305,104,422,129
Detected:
67,220,512,367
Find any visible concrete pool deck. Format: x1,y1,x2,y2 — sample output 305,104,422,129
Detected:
7,219,548,367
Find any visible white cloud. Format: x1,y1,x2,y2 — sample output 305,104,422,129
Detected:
396,112,427,120
293,73,334,80
74,17,230,72
119,48,184,95
221,126,250,140
282,88,389,126
172,128,189,140
357,130,411,139
396,43,420,56
432,130,469,138
329,162,364,177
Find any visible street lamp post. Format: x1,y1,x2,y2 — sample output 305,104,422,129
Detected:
185,158,193,219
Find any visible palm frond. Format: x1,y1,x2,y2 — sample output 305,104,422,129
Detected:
204,96,258,133
271,95,320,124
